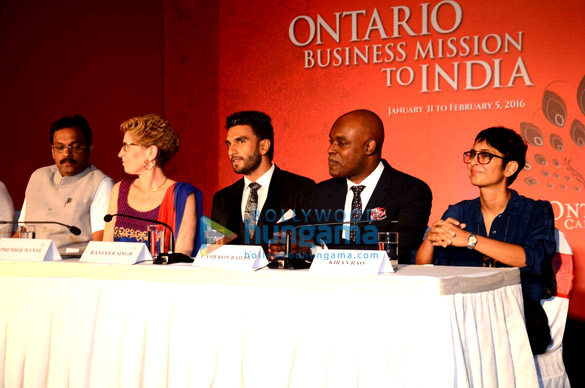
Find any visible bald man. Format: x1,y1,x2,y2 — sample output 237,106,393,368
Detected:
308,109,432,262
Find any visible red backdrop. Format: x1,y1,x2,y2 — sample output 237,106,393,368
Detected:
1,0,584,319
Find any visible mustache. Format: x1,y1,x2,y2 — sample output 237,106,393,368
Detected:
60,157,77,165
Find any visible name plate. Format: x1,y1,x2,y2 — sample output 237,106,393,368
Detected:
194,244,268,271
309,249,394,275
0,238,62,261
80,241,152,264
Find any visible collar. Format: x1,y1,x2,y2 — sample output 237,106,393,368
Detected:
244,163,275,189
471,189,521,217
346,161,384,189
501,189,521,216
51,165,93,186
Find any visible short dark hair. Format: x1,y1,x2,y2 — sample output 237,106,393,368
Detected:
475,126,527,186
50,115,92,146
226,111,274,161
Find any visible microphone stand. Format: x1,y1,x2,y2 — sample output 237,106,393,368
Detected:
0,220,82,235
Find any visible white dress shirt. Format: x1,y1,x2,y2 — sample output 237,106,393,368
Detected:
342,161,385,239
241,163,275,221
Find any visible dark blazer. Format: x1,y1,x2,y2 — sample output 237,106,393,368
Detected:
308,160,432,263
212,165,316,252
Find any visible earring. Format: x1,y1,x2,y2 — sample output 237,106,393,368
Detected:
144,160,154,170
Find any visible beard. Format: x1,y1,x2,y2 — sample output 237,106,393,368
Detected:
232,146,262,175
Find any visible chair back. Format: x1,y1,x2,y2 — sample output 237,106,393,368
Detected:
553,228,574,298
534,228,574,388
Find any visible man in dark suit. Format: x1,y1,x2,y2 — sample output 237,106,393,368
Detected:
306,109,432,263
211,111,315,253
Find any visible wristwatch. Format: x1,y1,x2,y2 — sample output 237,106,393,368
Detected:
467,233,478,250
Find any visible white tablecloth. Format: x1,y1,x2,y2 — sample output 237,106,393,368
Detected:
0,261,538,388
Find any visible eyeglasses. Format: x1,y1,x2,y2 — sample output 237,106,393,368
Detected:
52,144,87,153
121,142,139,152
463,150,505,164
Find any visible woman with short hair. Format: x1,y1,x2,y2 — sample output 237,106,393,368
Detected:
416,126,556,355
103,114,202,257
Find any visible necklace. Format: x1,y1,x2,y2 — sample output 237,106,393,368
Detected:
134,177,168,193
480,215,510,267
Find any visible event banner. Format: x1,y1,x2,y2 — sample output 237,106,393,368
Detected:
216,0,585,317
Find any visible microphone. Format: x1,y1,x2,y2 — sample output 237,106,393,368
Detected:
104,213,193,264
0,220,81,235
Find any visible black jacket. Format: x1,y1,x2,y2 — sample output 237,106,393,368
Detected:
212,165,316,253
308,160,432,263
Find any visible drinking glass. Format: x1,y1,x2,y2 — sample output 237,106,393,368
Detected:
147,224,165,260
19,225,36,239
269,231,288,269
378,232,399,270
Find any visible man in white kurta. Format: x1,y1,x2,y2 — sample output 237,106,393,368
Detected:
19,115,113,255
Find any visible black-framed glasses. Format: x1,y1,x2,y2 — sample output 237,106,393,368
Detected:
51,144,87,153
122,142,139,152
463,150,505,164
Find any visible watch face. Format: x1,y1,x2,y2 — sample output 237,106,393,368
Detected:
468,234,478,249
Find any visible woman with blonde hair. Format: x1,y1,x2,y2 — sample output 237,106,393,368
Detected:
104,114,202,257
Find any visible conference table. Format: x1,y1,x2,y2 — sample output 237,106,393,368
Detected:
0,260,538,388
